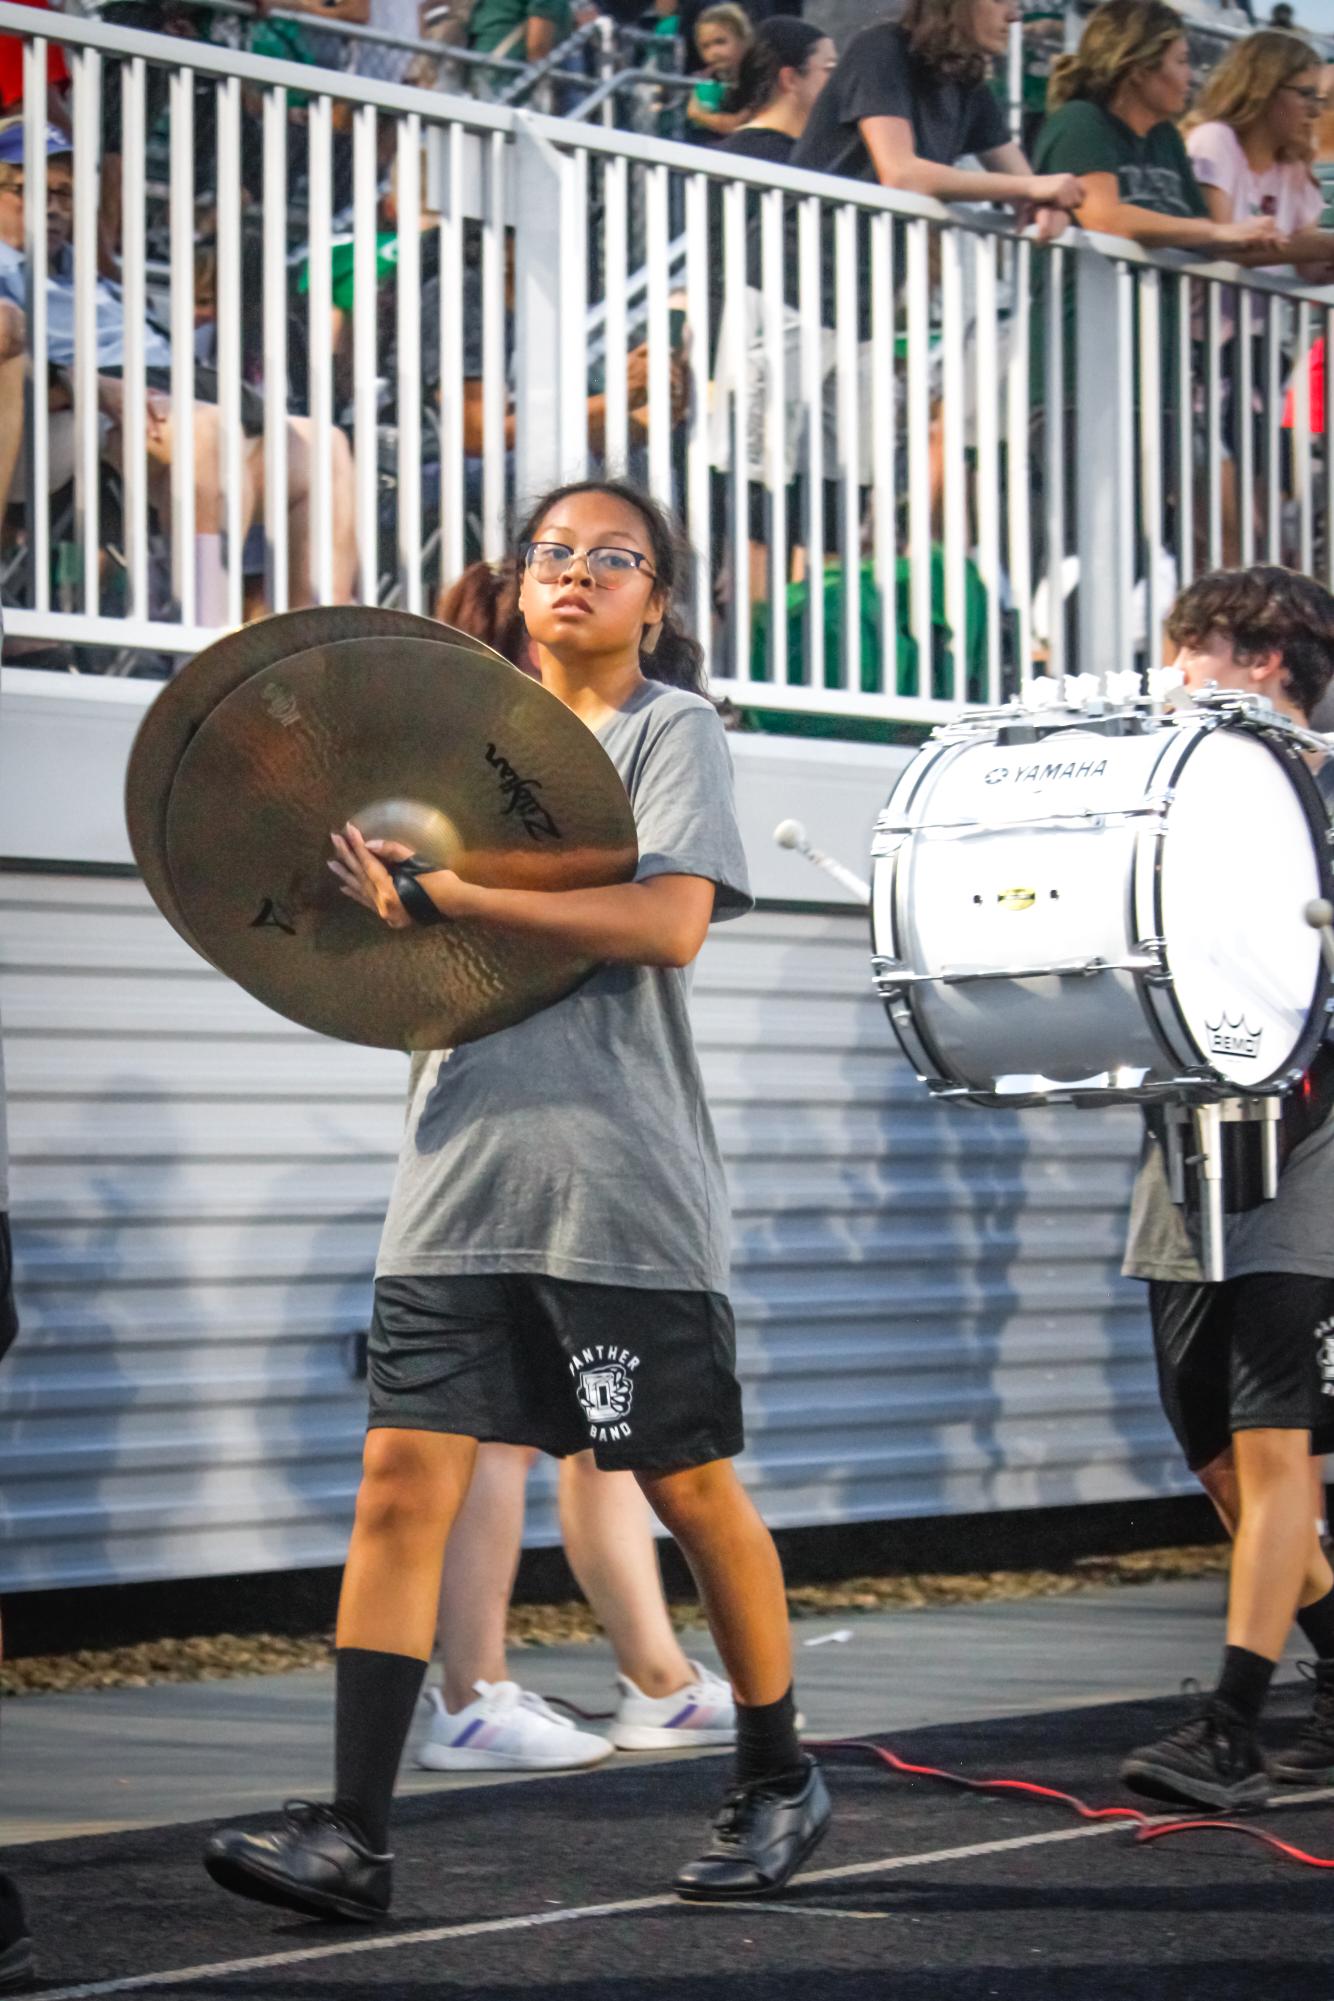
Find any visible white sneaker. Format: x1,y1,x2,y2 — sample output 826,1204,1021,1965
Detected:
414,1681,614,1772
609,1660,737,1751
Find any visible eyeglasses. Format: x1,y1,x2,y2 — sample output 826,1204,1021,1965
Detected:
1284,84,1327,108
0,178,75,209
523,540,657,584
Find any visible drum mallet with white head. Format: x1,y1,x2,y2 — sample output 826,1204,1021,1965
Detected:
774,820,872,906
1305,899,1334,980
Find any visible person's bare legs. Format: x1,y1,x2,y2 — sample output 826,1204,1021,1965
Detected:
434,1447,695,1706
636,1459,791,1707
638,1458,828,1899
1197,1434,1333,1655
1196,1446,1334,1617
558,1452,694,1697
338,1427,479,1657
205,1425,479,1910
282,416,358,606
435,1441,535,1712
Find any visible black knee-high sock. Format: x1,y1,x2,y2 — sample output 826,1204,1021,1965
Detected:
734,1686,803,1788
333,1647,427,1851
1298,1584,1334,1659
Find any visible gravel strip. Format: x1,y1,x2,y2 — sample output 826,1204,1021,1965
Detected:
0,1544,1228,1698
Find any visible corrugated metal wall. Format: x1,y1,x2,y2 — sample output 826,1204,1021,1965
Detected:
0,870,1187,1595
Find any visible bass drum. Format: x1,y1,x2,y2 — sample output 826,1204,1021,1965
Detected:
870,709,1334,1103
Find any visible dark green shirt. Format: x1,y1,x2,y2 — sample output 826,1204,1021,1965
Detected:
1031,100,1207,406
1033,98,1208,219
467,0,570,56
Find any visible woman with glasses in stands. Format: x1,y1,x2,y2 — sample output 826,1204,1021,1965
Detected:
1185,30,1334,272
1186,30,1334,561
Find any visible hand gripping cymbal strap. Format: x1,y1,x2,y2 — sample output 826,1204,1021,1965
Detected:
391,857,448,928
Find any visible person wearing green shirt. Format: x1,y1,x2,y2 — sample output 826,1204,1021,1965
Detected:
1034,0,1277,258
467,0,571,61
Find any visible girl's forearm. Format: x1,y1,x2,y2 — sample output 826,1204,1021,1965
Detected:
420,874,708,968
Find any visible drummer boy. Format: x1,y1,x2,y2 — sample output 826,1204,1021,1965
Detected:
1119,563,1334,1811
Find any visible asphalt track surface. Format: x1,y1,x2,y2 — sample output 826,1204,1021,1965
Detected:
12,1688,1334,2000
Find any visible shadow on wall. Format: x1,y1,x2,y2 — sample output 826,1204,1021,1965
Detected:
0,1066,392,1601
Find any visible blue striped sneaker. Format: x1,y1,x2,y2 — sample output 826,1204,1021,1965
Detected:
609,1661,737,1750
415,1682,613,1771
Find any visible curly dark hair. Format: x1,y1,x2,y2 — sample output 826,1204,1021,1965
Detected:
1165,564,1334,719
515,478,707,698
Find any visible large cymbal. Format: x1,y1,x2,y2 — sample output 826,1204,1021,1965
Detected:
126,606,479,958
162,636,639,1049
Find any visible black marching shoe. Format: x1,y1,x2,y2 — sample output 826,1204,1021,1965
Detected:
0,1872,33,1993
1272,1658,1334,1785
674,1755,831,1901
1120,1699,1272,1813
204,1800,392,1922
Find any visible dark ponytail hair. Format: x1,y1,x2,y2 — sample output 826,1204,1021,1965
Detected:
436,557,532,672
515,478,708,699
731,15,825,117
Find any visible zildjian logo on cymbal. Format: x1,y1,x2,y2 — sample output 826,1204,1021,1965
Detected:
485,742,562,843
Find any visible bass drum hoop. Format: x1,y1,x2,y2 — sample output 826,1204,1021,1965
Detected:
1135,715,1334,1094
872,736,976,1092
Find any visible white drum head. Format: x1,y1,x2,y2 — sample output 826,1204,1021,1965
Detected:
1158,730,1324,1088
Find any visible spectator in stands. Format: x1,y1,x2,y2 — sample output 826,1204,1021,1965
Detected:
1185,29,1334,273
792,0,1084,238
686,2,754,142
1187,32,1334,559
420,236,685,460
719,12,835,162
659,0,804,60
1034,0,1280,257
268,0,424,85
468,0,571,73
0,121,359,620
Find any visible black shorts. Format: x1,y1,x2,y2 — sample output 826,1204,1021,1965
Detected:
1149,1272,1334,1471
0,1214,15,1366
366,1273,745,1473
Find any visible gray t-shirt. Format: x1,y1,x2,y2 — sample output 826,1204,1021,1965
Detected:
375,681,753,1294
1123,759,1334,1283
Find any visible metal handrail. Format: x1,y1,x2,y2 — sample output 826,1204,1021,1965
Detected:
80,0,606,84
492,12,609,103
566,65,695,122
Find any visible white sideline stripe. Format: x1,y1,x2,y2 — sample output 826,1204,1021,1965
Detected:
36,1787,1334,2000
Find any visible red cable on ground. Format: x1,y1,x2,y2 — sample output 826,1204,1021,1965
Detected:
813,1737,1149,1825
812,1736,1334,1871
1134,1818,1334,1868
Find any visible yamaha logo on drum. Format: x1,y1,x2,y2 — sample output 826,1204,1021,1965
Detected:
1205,1014,1264,1060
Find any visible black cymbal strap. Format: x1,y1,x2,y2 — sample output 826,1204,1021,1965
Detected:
391,862,448,927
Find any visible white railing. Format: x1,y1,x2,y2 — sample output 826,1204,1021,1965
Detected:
1,1,1332,723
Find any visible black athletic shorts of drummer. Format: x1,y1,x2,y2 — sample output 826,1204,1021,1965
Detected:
1119,564,1334,1814
203,479,830,1922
